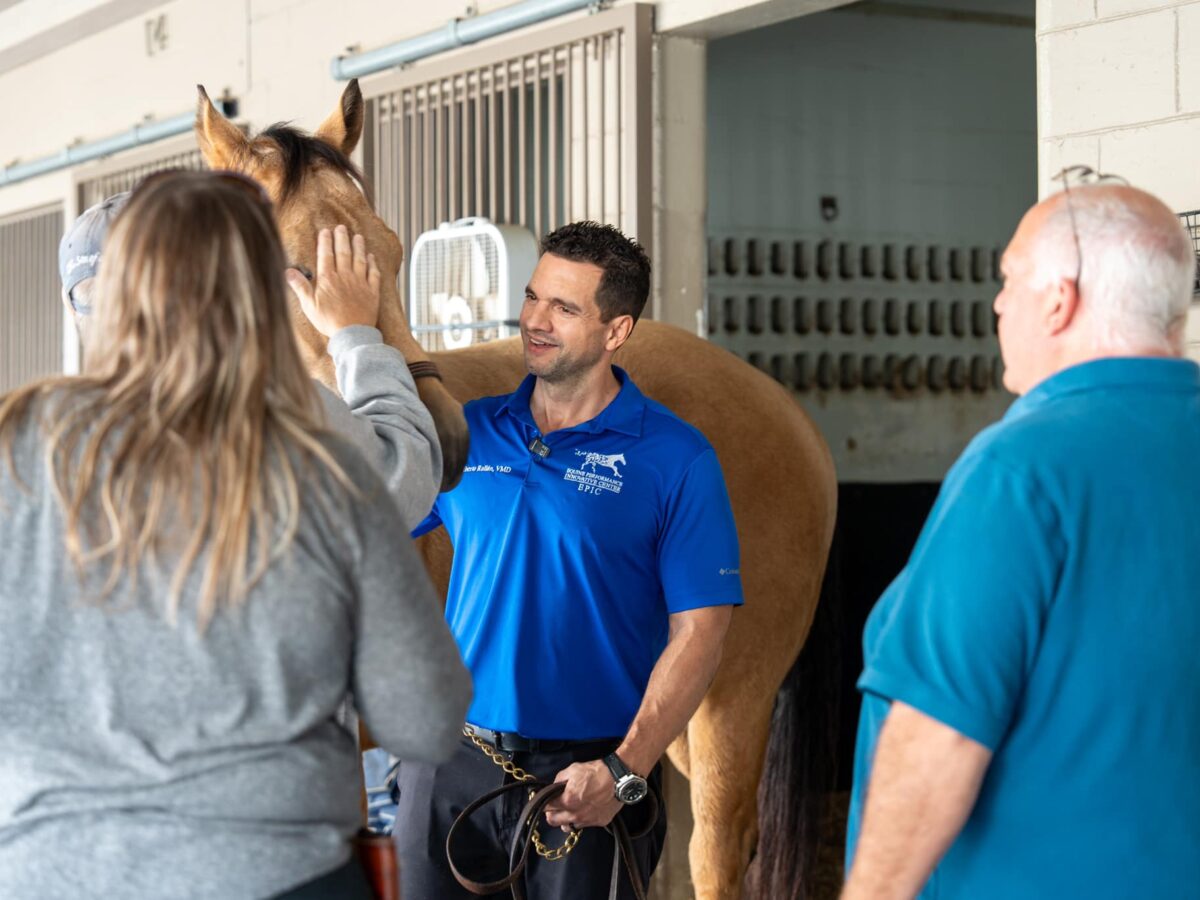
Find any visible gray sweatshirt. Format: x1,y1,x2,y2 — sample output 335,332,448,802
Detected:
0,386,471,898
317,324,441,530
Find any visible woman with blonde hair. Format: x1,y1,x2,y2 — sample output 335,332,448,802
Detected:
0,170,471,899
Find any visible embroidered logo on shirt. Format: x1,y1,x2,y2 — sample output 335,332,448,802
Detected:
576,451,626,477
565,450,626,496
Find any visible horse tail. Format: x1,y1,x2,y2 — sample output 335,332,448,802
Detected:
746,538,845,899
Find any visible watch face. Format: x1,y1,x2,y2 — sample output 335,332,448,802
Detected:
616,775,648,804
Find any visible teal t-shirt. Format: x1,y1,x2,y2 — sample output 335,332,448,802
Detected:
848,357,1200,898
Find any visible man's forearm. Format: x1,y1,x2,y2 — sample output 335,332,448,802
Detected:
842,702,992,900
615,606,733,776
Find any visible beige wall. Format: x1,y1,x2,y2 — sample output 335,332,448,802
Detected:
1037,0,1200,208
0,0,595,217
0,0,853,221
1037,0,1200,359
7,0,1198,344
8,0,1196,211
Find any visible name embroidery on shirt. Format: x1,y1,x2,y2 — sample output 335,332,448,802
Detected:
565,449,626,496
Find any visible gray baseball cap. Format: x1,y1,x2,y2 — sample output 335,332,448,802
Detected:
58,192,130,314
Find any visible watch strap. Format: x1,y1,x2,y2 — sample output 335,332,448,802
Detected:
603,752,631,783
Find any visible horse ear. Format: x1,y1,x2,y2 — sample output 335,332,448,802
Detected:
195,85,248,169
315,79,364,156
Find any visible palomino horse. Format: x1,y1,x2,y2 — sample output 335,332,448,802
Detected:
195,80,837,899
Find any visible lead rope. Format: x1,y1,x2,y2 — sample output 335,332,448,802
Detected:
462,725,580,861
447,778,656,900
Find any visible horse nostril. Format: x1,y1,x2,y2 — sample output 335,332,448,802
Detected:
291,264,314,281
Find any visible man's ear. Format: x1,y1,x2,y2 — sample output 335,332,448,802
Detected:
315,79,364,156
606,314,636,352
195,85,248,169
1043,276,1081,336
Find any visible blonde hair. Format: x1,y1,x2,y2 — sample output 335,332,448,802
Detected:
0,171,351,628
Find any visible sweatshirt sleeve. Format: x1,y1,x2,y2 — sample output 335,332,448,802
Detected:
316,325,442,530
351,481,472,764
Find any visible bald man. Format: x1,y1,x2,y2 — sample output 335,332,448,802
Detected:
843,181,1200,899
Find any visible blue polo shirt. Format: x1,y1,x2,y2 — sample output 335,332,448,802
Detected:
846,357,1200,898
415,366,743,739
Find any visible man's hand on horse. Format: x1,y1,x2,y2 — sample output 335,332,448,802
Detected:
286,224,381,336
544,760,623,832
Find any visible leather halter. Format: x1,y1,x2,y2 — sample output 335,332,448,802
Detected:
407,360,443,381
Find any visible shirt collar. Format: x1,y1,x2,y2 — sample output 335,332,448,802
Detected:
1008,356,1200,419
496,365,646,437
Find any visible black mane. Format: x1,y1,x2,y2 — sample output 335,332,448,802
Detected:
258,123,370,207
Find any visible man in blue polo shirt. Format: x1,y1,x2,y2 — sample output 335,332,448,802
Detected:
394,221,742,899
843,178,1200,898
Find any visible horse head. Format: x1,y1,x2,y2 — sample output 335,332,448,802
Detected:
193,81,468,490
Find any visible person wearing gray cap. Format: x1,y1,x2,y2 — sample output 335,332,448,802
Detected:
58,192,129,333
57,183,442,530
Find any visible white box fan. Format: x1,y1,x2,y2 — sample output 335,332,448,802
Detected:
407,218,539,351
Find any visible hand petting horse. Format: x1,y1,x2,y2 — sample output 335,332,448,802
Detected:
194,80,837,900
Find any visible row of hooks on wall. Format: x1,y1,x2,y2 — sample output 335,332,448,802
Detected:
741,350,1003,394
709,295,997,339
708,236,1004,284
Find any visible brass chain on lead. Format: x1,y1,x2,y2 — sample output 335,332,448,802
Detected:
463,726,580,861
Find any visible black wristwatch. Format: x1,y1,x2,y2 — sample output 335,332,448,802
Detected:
603,752,648,805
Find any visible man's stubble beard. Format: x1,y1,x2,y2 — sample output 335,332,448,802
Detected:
524,339,607,388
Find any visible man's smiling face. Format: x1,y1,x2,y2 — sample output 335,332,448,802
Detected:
519,253,610,383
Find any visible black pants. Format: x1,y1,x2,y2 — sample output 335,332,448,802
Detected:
273,857,373,899
395,735,666,900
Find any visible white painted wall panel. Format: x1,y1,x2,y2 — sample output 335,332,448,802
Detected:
707,2,1035,481
1176,3,1200,113
1037,0,1200,210
1039,11,1176,137
1096,0,1180,17
1037,133,1101,187
0,0,249,180
708,6,1036,247
1036,0,1095,30
1099,117,1200,207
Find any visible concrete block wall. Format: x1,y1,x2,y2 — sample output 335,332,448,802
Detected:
0,0,813,221
7,0,747,217
1037,0,1200,361
1037,0,1200,209
0,0,537,217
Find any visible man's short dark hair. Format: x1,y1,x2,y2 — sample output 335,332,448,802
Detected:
540,221,651,322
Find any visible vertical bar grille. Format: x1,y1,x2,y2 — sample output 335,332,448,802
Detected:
76,149,205,210
363,7,650,303
0,206,65,393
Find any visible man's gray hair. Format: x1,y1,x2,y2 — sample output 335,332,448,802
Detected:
1033,186,1194,353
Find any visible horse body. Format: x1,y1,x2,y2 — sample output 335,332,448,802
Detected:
195,81,837,899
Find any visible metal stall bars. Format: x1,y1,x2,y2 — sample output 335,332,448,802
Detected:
0,205,64,393
361,2,652,342
1178,209,1200,294
76,145,206,210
